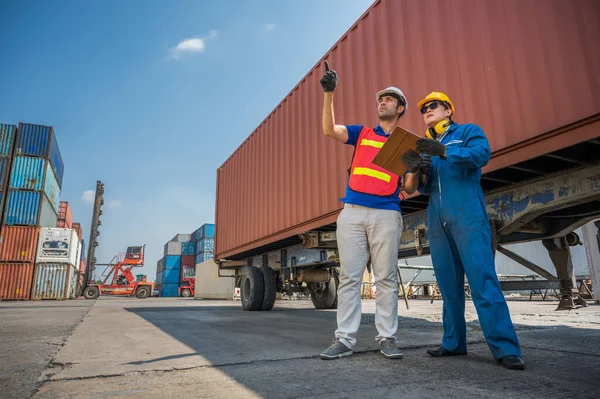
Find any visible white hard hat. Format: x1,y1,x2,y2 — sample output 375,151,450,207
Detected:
376,86,407,110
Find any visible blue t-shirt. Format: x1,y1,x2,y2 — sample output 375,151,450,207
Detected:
339,125,402,212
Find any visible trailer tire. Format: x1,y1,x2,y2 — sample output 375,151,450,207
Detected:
135,286,150,299
241,266,264,311
331,270,339,309
310,271,337,309
83,286,100,300
259,267,277,311
181,288,192,298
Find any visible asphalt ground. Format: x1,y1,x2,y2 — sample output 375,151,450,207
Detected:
1,297,598,398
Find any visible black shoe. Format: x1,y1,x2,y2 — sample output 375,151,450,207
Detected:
499,355,525,370
426,345,467,357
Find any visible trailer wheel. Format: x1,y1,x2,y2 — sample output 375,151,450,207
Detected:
259,267,277,311
83,286,100,300
310,272,337,309
181,288,192,298
135,286,150,299
331,269,340,309
241,266,264,311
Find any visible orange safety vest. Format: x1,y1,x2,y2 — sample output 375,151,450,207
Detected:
348,127,402,196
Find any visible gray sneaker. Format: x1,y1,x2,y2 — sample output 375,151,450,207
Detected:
379,339,403,359
320,339,353,360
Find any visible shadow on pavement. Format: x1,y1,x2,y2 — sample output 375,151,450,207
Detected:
121,302,600,398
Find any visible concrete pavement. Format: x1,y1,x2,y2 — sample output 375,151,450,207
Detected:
0,301,92,399
2,297,599,398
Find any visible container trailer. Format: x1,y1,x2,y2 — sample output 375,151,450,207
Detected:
214,0,600,311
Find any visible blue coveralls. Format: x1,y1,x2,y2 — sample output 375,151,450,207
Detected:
418,122,522,359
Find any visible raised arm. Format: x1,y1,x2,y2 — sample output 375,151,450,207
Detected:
320,61,348,143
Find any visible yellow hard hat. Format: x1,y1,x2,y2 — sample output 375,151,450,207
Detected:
417,92,455,115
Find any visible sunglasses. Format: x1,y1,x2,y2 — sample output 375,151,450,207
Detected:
420,101,445,114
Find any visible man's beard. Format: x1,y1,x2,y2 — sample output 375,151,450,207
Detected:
378,110,398,121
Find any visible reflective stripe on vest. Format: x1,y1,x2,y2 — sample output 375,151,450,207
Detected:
348,127,401,196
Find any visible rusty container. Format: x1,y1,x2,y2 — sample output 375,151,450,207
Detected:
30,263,77,300
0,263,34,300
215,0,600,260
0,226,41,263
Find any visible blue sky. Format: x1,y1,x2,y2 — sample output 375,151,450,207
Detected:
0,0,375,279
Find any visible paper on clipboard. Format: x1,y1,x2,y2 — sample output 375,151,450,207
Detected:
371,126,421,176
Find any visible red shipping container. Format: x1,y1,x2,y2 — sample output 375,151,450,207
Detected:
57,201,73,228
181,255,195,270
79,259,86,274
0,226,41,263
180,255,195,283
0,263,34,300
215,0,600,260
72,222,83,240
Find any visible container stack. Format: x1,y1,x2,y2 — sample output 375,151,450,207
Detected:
155,234,190,297
193,223,214,264
155,258,163,292
30,227,81,300
0,122,64,300
5,123,63,227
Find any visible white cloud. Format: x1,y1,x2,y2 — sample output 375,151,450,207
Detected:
81,190,95,204
169,30,218,60
264,23,276,32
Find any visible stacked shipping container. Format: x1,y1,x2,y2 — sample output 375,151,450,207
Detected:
5,123,62,227
0,122,65,300
156,234,194,297
155,226,214,297
193,223,214,264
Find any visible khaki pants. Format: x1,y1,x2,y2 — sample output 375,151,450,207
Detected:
334,204,403,349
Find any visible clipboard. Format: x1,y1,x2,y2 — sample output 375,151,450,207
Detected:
371,126,421,176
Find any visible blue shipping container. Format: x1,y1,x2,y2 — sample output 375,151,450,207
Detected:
192,227,201,242
160,283,179,297
196,251,214,264
0,123,16,157
43,163,60,212
200,224,215,239
162,267,181,284
164,255,181,270
10,156,46,190
181,242,195,256
48,132,64,188
4,190,58,226
0,157,10,190
16,123,51,157
199,237,215,253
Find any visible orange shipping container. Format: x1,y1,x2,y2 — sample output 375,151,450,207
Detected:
57,201,73,228
215,0,600,260
0,263,34,300
0,226,41,263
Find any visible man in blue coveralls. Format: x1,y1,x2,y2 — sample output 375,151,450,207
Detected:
401,92,526,370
